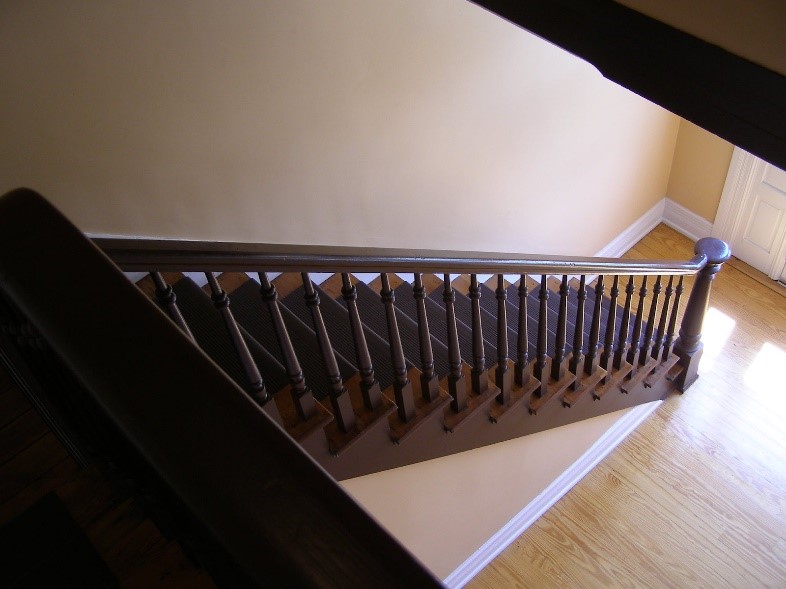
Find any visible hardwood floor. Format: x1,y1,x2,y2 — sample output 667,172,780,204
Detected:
0,371,216,588
468,224,786,588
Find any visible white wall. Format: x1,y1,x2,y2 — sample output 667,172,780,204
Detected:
0,0,679,256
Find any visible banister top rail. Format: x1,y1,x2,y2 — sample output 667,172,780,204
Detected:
1,188,443,587
93,237,708,276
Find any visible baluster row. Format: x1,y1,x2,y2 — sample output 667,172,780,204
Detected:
150,269,690,443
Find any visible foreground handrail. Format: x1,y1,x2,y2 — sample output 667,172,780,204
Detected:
94,237,708,276
0,188,443,587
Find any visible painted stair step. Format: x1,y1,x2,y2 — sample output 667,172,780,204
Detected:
280,284,396,389
314,283,405,391
170,278,289,397
498,282,650,354
350,281,452,378
229,278,356,401
428,283,513,363
395,281,492,365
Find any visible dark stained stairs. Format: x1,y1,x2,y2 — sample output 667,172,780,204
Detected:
137,270,687,481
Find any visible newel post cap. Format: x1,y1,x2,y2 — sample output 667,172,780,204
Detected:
695,237,731,265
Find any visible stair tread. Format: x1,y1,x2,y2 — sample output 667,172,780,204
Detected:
353,282,452,378
427,283,507,362
497,283,651,351
396,282,493,365
229,278,356,402
311,283,406,391
170,277,289,395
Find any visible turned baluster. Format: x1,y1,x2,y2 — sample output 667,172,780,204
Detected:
468,274,487,394
205,272,268,403
551,275,569,381
639,275,662,364
413,274,439,402
342,273,382,411
662,276,684,361
613,276,635,370
626,276,648,370
515,277,530,386
495,275,511,404
259,272,316,420
533,275,549,396
569,275,587,387
584,276,604,376
600,275,619,381
150,272,194,340
380,273,415,422
651,276,674,360
443,274,467,412
674,238,731,391
302,273,355,432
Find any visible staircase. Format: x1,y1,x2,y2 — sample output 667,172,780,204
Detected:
130,268,690,481
0,189,730,586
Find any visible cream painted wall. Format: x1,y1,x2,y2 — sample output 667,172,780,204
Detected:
667,120,734,222
0,0,679,256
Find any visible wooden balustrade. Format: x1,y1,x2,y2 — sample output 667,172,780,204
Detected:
302,272,355,432
569,275,587,381
674,238,731,391
495,274,512,404
584,276,604,376
205,272,269,404
551,275,570,382
468,274,488,394
614,276,635,371
259,272,317,421
442,274,467,413
652,275,674,361
626,275,648,374
533,275,549,396
640,275,662,363
342,273,382,411
599,275,619,380
413,273,439,402
515,277,530,386
380,273,415,423
150,272,194,340
663,276,684,361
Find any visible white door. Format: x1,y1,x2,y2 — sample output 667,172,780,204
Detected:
714,150,786,282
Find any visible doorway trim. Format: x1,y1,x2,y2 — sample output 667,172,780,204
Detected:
712,148,786,281
711,147,757,243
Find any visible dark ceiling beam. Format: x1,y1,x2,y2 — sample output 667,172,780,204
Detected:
471,0,786,170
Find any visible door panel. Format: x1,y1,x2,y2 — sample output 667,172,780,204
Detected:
730,161,786,278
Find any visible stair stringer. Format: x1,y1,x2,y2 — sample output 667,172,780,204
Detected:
314,370,674,481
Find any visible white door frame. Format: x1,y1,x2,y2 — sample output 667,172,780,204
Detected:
712,147,786,281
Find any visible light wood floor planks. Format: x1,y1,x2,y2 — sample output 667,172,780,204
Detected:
468,224,786,589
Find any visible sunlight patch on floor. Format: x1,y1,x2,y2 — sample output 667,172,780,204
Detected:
697,307,736,371
745,342,786,412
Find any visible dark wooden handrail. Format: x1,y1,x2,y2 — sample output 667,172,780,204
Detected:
94,236,708,276
0,188,443,587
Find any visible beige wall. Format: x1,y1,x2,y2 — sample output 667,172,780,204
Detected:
342,405,645,578
667,120,734,222
0,0,679,256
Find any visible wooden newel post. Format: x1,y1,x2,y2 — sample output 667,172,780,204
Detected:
673,237,731,392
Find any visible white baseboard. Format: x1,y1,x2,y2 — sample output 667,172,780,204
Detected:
663,198,713,241
594,199,665,258
443,400,662,589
